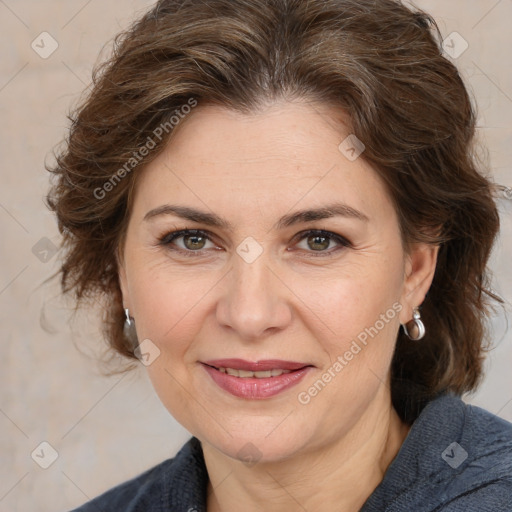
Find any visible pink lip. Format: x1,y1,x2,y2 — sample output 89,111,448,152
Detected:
201,359,313,399
203,358,309,371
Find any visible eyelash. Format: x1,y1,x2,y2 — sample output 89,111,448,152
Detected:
158,229,352,258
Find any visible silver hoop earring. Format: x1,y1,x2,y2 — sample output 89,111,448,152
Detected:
124,308,132,327
403,307,426,341
123,308,138,349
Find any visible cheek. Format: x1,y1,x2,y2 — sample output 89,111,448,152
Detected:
126,257,213,356
306,255,404,365
129,263,213,433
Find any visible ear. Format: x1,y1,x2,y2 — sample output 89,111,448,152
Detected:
398,242,439,324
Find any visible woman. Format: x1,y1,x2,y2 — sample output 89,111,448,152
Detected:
47,0,512,510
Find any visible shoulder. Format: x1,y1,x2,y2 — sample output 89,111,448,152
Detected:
426,395,512,509
362,394,512,512
69,458,170,512
68,436,207,512
424,394,512,478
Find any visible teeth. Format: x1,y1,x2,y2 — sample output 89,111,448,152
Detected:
218,367,292,378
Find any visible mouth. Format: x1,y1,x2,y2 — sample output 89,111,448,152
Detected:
200,358,314,399
209,366,294,378
203,358,311,372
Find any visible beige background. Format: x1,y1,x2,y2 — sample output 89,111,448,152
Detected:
0,1,511,511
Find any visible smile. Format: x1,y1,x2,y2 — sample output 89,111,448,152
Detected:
215,367,292,378
201,359,313,399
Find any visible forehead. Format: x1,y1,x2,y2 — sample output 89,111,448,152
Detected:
131,101,395,226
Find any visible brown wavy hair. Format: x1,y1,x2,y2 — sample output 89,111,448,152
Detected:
46,0,503,422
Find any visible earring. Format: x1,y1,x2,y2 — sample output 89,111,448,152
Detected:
124,308,132,327
123,308,138,349
403,307,426,341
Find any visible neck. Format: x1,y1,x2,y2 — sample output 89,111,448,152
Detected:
202,388,410,512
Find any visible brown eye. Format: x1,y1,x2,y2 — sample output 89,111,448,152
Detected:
293,229,351,256
160,229,216,253
183,234,207,250
307,234,331,251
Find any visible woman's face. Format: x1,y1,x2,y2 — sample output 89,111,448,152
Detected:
119,100,436,462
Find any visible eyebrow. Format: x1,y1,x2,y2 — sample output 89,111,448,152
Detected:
143,202,369,229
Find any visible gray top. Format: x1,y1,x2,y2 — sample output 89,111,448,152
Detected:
70,393,512,511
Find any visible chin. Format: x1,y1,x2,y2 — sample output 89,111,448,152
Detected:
198,418,318,465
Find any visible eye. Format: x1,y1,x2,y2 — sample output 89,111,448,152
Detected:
159,229,217,254
292,229,351,255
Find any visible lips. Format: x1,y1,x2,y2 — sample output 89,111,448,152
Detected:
203,358,309,371
201,358,313,399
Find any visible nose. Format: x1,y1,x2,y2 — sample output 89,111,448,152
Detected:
215,254,293,341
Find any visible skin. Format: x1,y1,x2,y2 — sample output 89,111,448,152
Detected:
118,99,439,512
